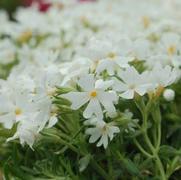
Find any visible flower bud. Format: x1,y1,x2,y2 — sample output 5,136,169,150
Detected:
163,89,175,101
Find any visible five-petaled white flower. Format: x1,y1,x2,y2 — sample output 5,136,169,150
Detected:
113,66,152,99
62,74,118,119
85,119,120,149
96,54,134,75
149,63,178,88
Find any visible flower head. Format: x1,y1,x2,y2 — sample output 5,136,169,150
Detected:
62,74,118,119
85,120,120,149
113,66,152,99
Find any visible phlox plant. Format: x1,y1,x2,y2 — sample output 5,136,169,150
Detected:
0,0,181,180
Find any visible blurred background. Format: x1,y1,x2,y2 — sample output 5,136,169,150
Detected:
0,0,22,15
0,0,95,19
0,0,51,18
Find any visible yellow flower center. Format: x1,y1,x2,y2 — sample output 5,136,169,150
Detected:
80,16,90,27
102,125,107,132
107,52,116,59
15,108,22,116
142,16,150,28
167,45,176,55
17,30,32,44
99,124,108,134
129,84,135,89
90,90,97,98
91,60,100,71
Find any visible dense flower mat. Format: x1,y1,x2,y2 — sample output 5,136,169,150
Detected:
0,0,181,179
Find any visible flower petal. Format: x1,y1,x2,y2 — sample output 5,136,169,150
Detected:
83,99,103,119
77,74,95,91
87,129,101,143
120,90,134,99
113,79,128,92
62,92,89,110
98,92,118,117
95,79,114,90
97,134,108,149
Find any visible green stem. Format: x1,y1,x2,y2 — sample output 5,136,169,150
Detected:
59,138,80,155
156,120,161,151
57,126,85,154
58,138,109,179
106,147,114,179
134,99,167,180
134,139,153,158
143,131,155,152
143,129,166,179
154,106,162,150
166,147,181,178
155,155,167,180
152,124,157,147
90,159,109,180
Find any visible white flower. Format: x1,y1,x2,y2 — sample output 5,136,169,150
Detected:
6,101,57,148
129,39,151,60
163,89,175,101
159,32,180,57
149,63,178,88
7,116,40,148
85,120,120,149
146,55,172,68
7,73,36,94
60,58,91,87
81,37,134,75
146,33,181,68
0,70,58,147
0,0,180,150
33,66,62,98
0,91,34,129
0,39,16,65
4,94,56,147
62,74,118,119
113,66,152,99
164,0,181,18
81,37,114,61
96,55,134,75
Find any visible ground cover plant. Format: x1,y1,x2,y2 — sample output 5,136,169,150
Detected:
0,0,181,179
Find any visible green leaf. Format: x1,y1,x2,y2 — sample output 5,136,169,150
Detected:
159,145,181,158
116,152,141,176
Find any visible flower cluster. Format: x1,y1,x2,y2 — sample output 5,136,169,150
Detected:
0,0,180,150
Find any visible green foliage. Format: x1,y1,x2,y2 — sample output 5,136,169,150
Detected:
0,85,180,180
0,75,179,180
0,0,21,17
0,59,18,79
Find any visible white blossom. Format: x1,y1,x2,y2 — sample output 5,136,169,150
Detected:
85,120,120,149
113,67,152,99
62,74,118,119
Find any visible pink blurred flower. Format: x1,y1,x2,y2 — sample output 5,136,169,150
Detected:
22,0,96,12
79,0,96,2
22,0,51,12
